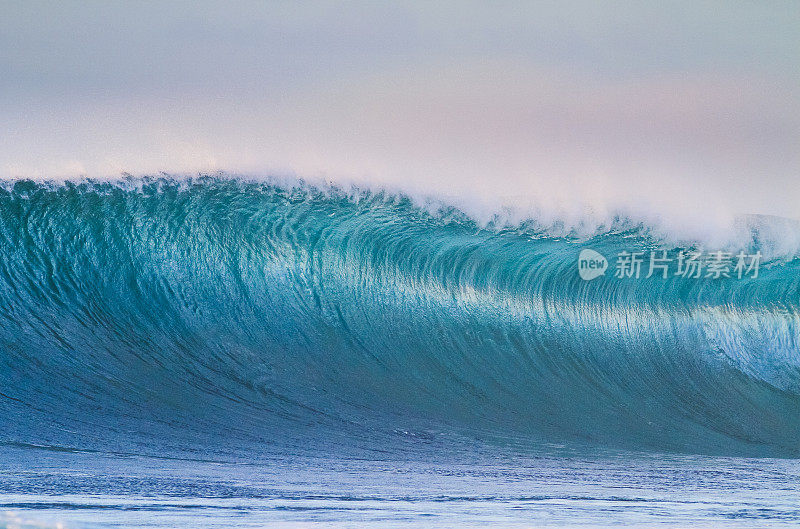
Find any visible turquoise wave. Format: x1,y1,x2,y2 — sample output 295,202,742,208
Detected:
0,177,799,457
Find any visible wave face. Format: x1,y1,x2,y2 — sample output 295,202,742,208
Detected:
1,177,799,458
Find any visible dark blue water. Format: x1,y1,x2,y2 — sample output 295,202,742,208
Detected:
1,177,799,527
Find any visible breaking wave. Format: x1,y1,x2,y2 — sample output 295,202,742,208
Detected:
1,176,799,458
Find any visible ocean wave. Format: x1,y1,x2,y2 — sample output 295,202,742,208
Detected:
0,176,798,457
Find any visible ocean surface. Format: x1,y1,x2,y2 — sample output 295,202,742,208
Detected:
1,177,799,527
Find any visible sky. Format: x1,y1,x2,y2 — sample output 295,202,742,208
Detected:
1,1,798,236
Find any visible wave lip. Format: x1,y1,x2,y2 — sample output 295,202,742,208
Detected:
0,177,799,458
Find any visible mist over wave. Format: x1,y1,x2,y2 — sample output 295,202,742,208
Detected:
7,173,800,258
1,176,799,459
